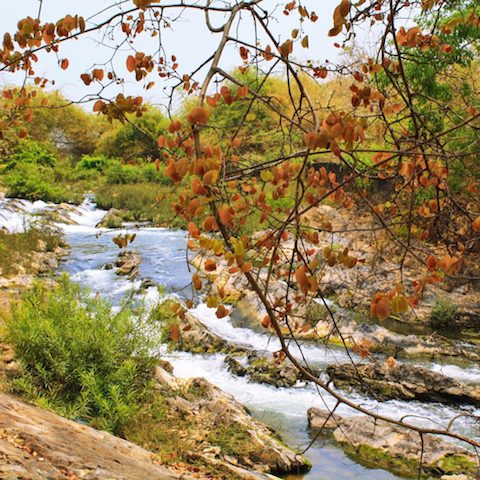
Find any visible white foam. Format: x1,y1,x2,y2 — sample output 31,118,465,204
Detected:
167,351,480,440
189,303,353,366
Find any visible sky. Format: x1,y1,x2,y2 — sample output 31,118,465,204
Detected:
0,0,373,111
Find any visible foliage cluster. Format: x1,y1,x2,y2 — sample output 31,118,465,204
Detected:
4,276,159,435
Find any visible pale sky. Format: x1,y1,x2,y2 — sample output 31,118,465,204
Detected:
0,0,376,111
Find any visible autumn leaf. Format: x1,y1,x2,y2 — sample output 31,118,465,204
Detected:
279,39,293,57
92,68,104,81
216,304,229,318
426,255,437,271
192,273,202,290
93,100,105,113
126,55,136,72
204,258,217,272
187,106,209,125
169,324,180,341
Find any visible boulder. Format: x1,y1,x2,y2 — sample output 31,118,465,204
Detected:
326,361,480,406
167,309,230,354
0,392,189,480
308,312,480,362
308,408,477,477
155,366,310,475
225,353,302,388
115,250,141,278
96,208,124,229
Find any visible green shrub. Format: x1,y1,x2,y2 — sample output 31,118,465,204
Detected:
76,154,116,172
105,163,144,184
430,297,458,327
3,162,74,203
7,140,57,169
95,183,186,227
4,275,159,435
1,140,81,203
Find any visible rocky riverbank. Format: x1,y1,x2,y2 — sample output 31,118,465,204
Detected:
326,360,480,406
154,362,309,475
308,408,478,478
0,198,310,480
189,204,480,364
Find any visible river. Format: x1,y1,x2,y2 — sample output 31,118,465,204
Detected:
2,196,479,479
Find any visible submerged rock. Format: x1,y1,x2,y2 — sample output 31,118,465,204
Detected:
327,360,480,406
308,408,477,477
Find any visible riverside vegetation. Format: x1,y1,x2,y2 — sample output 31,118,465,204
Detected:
0,0,480,477
0,275,308,479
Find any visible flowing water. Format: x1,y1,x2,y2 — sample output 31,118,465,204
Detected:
2,197,480,479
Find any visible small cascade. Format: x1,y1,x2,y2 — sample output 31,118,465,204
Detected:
2,196,479,479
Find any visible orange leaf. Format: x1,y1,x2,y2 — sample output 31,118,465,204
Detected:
188,222,200,238
126,55,136,72
473,216,480,233
170,324,180,341
93,100,105,113
219,205,233,225
426,255,437,271
216,304,229,319
60,58,69,70
241,262,252,273
375,297,391,320
204,259,217,272
187,106,209,125
295,265,310,294
192,273,202,290
261,315,271,328
92,68,104,81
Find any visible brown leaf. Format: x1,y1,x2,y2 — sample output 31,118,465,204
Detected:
126,55,136,73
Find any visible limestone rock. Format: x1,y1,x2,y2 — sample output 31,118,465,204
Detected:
225,353,302,388
158,372,310,474
115,250,141,278
0,392,189,480
308,407,477,477
327,360,480,406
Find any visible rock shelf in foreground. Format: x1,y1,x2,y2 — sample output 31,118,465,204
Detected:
308,407,477,477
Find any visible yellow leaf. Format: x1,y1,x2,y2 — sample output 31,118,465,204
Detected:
260,170,274,182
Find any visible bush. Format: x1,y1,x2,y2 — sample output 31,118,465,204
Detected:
3,162,74,203
105,163,144,184
76,154,115,172
1,139,80,203
430,297,458,327
7,140,57,169
4,276,159,435
95,183,186,227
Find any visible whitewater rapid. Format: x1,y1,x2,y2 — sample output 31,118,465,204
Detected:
3,197,480,480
